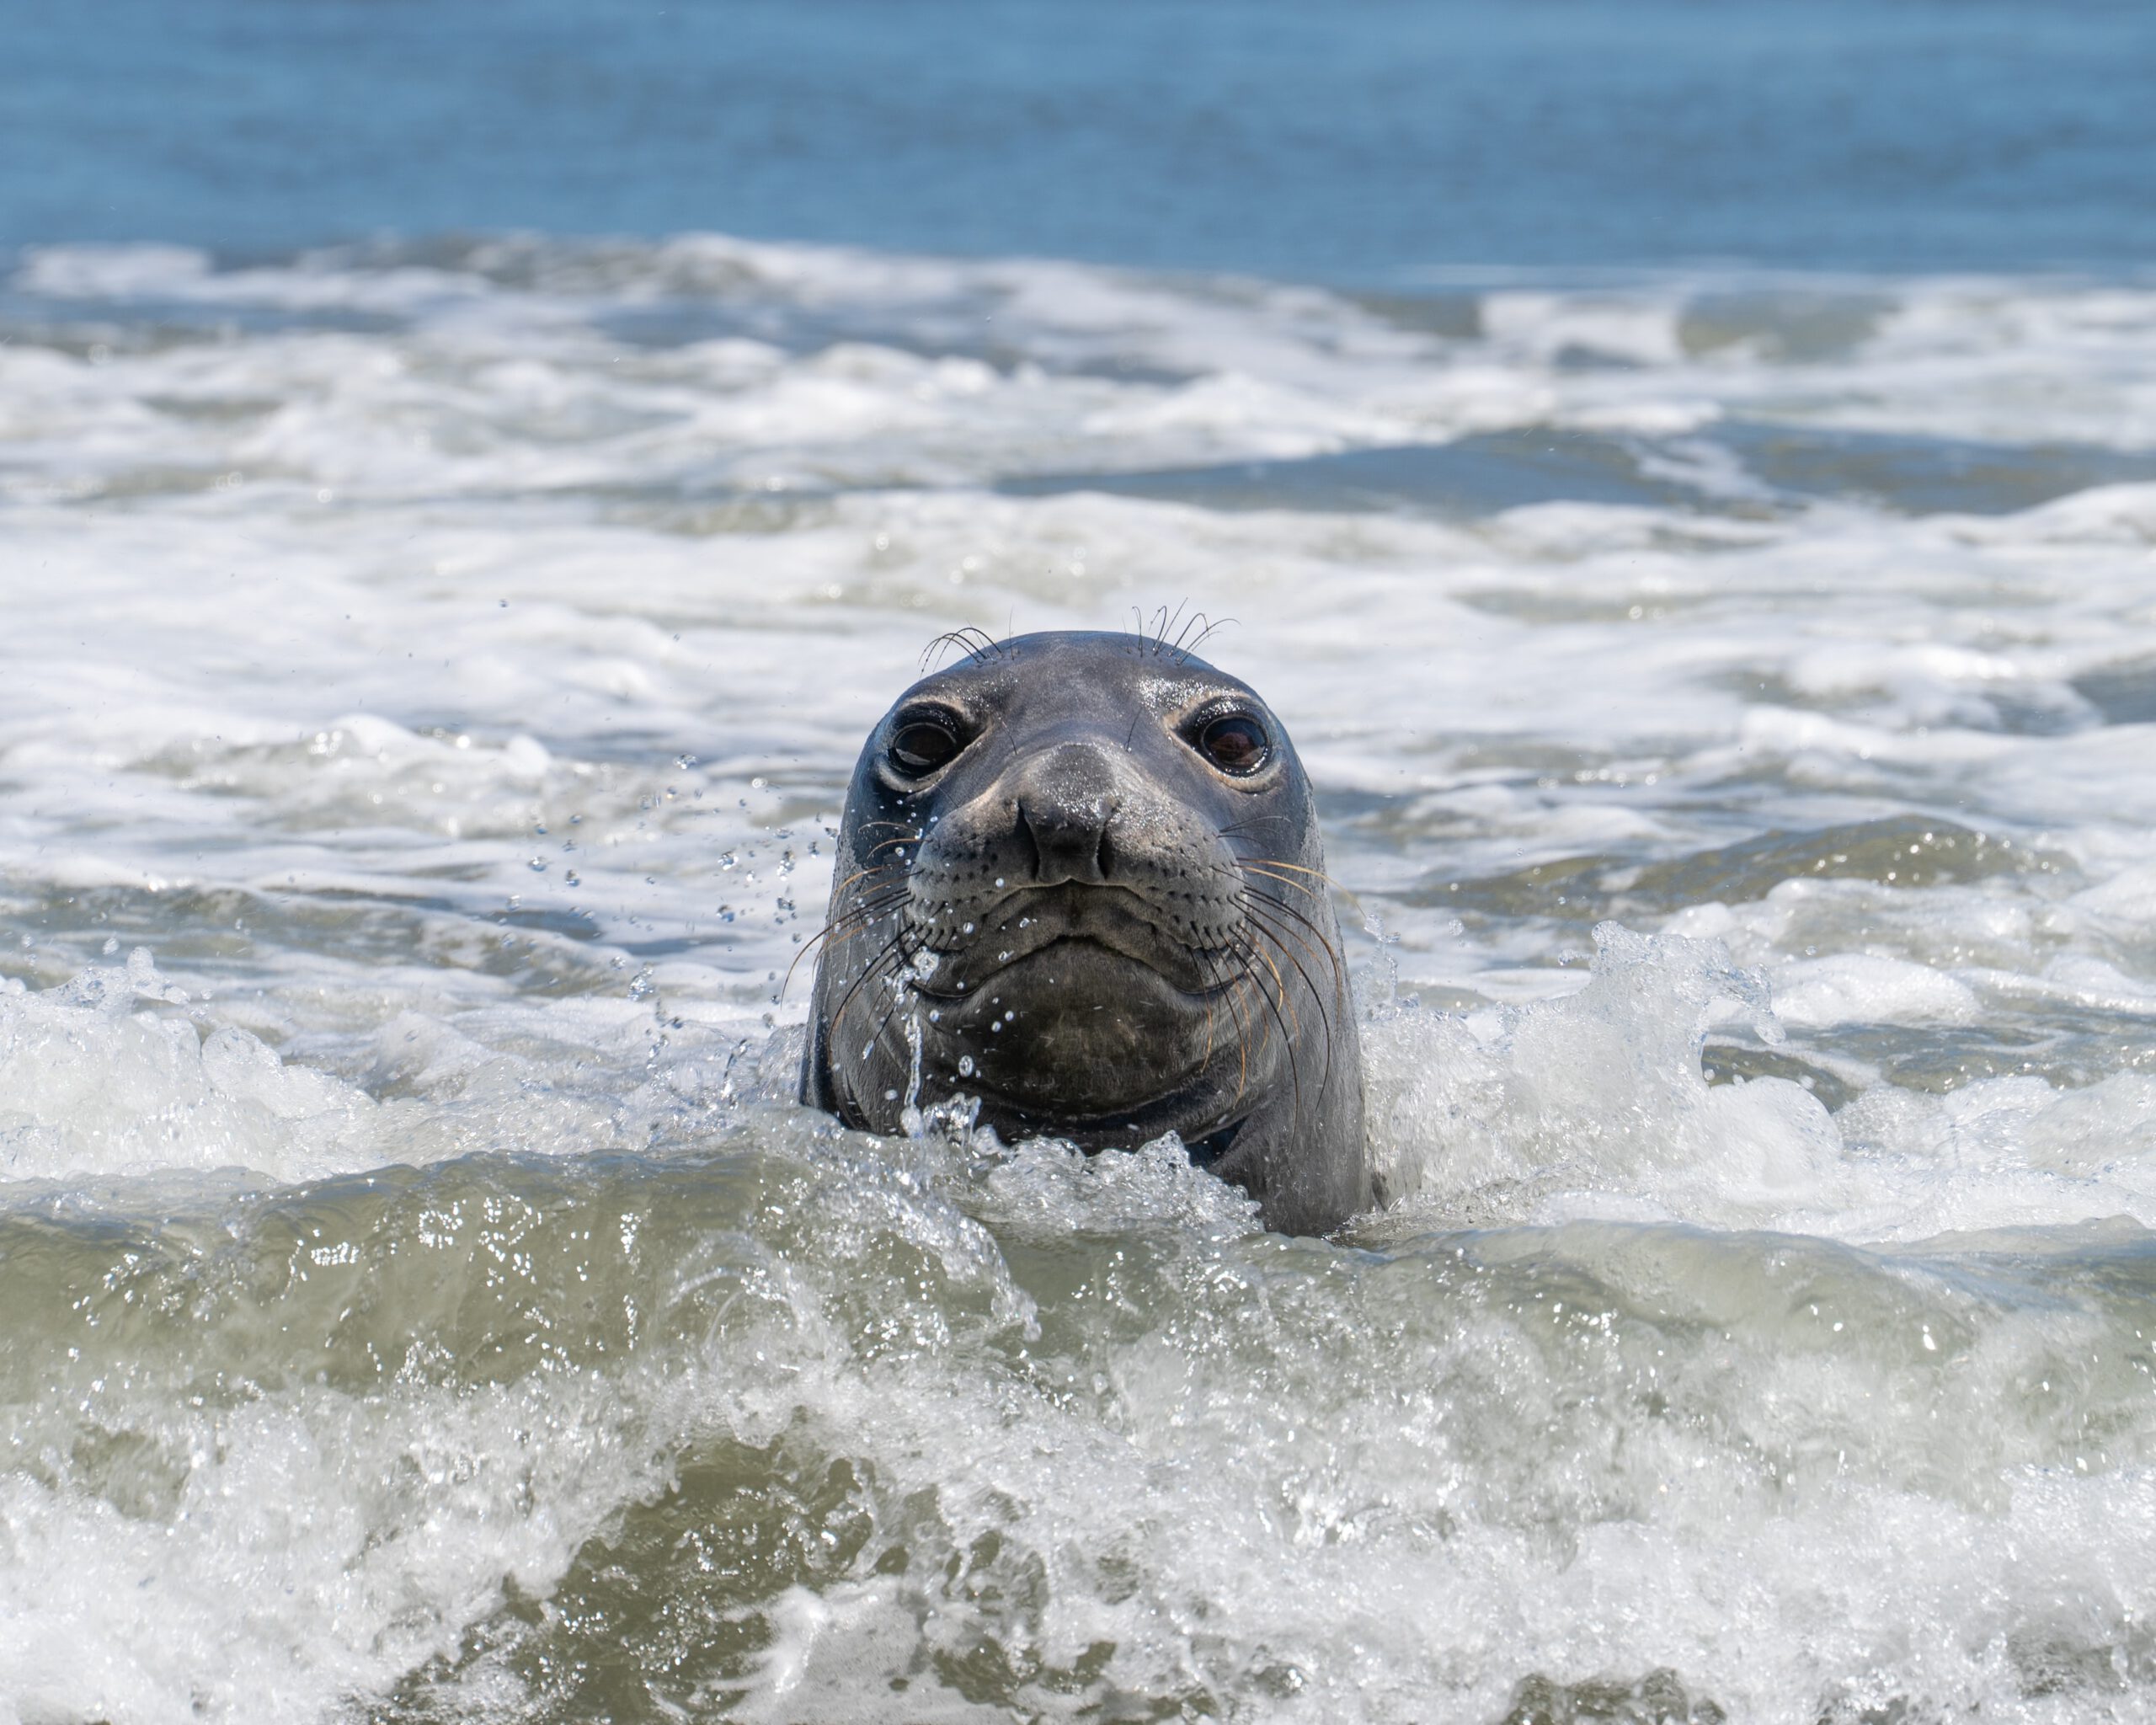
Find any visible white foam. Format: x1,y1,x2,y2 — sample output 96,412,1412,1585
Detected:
0,952,382,1186
4,236,2156,1721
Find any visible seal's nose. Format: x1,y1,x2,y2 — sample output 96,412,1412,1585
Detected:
1012,741,1120,885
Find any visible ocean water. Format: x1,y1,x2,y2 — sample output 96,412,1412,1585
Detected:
8,0,2156,275
4,233,2156,1722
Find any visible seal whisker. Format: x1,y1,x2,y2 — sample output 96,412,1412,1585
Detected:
1176,613,1234,663
1233,929,1305,1119
1195,944,1256,1107
826,927,921,1053
1242,898,1343,1017
827,859,907,899
781,885,911,995
1247,858,1343,885
1237,924,1299,1044
1198,967,1220,1070
1234,879,1347,989
1235,855,1348,893
1215,931,1299,1127
1238,883,1353,1007
1217,813,1296,841
1239,899,1340,1096
1228,873,1354,1088
1210,854,1332,944
921,627,1002,673
1235,861,1326,902
1132,601,1200,660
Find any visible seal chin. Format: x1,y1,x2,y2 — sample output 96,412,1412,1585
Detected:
921,936,1224,1117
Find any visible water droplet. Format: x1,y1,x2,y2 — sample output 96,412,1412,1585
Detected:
958,1055,975,1076
995,877,1006,889
961,922,974,935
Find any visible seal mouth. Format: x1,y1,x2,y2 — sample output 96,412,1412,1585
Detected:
909,882,1229,997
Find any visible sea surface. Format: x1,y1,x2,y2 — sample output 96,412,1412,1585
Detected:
4,234,2156,1723
6,3,2156,1721
7,0,2156,276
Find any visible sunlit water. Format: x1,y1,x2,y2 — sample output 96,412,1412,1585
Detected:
4,237,2156,1723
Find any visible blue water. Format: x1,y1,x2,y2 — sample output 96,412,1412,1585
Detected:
6,0,2153,277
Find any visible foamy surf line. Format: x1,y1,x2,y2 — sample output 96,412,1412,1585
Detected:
3,234,2156,1723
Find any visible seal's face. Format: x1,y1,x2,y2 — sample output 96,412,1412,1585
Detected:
803,629,1369,1233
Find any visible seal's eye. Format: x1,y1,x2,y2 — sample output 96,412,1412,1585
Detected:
887,710,964,777
1197,713,1270,776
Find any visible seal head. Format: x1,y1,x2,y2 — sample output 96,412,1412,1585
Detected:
801,630,1369,1234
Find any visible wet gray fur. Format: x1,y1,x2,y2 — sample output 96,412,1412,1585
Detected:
801,630,1369,1234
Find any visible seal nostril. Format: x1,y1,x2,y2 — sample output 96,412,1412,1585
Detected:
1015,799,1044,880
1015,792,1118,885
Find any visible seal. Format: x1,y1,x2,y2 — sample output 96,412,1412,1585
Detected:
800,627,1369,1234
